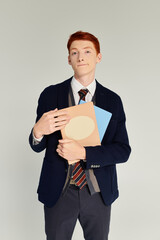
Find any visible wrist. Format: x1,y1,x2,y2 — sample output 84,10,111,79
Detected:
33,125,43,139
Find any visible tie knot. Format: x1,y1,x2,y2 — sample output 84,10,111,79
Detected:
78,89,89,101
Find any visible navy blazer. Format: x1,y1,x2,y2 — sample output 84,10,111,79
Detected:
29,77,131,207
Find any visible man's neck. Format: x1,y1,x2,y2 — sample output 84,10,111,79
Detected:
74,73,95,87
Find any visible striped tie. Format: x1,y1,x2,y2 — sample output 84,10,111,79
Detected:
72,88,89,189
78,88,89,103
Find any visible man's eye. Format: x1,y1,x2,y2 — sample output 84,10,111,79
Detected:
72,52,77,55
86,50,90,53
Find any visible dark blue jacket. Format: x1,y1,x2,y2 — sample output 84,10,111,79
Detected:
29,77,131,207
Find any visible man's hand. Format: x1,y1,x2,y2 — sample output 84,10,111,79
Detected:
33,109,70,139
56,139,86,165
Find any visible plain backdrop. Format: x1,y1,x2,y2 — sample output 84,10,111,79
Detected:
1,0,160,239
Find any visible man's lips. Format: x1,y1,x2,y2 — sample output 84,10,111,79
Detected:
77,64,88,67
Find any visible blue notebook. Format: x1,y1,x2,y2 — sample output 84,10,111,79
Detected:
79,100,112,142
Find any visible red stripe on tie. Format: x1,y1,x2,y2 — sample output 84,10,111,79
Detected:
73,162,80,171
80,181,87,189
77,174,86,185
73,168,83,181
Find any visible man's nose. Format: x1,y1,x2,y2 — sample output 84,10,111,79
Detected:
78,53,84,62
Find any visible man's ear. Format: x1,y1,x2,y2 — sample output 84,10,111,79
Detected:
68,55,71,65
96,53,102,63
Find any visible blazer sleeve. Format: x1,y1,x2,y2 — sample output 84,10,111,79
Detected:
29,89,48,153
85,96,131,169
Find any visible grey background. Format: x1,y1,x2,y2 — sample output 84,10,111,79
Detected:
1,0,160,239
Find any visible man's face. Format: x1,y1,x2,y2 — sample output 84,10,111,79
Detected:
68,40,102,79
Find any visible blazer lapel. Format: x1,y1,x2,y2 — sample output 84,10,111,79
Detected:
95,80,110,110
57,77,72,109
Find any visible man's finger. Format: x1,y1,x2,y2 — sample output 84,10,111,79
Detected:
48,108,58,114
54,120,70,127
53,110,69,118
54,116,70,123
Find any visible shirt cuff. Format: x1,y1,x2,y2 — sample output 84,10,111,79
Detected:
32,131,44,145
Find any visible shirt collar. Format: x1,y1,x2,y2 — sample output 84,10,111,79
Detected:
71,76,96,97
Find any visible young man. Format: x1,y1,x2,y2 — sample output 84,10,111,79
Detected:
29,31,131,240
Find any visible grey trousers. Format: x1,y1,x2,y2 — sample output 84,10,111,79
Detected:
44,185,111,240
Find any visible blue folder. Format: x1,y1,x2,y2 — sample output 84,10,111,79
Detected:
79,100,112,142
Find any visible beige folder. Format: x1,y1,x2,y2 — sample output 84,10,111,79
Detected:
60,102,101,147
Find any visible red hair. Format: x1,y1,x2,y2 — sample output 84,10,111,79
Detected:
67,31,100,54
